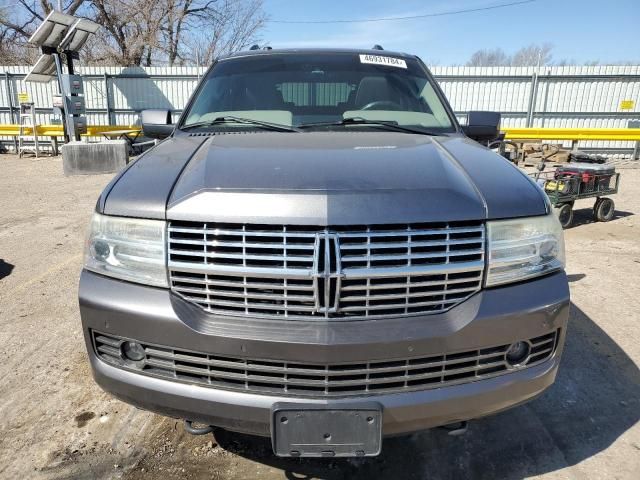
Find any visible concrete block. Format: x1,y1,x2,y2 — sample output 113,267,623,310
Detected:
62,140,128,175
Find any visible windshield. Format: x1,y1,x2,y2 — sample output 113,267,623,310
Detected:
181,52,456,133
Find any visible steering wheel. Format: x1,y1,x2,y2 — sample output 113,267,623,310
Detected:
360,100,402,111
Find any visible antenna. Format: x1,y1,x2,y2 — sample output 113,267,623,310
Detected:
372,44,384,50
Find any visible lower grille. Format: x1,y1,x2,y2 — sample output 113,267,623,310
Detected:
93,330,559,398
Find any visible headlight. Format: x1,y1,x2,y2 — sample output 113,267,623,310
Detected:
84,213,168,287
486,213,565,287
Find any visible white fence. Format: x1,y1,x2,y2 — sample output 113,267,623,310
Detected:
1,65,639,156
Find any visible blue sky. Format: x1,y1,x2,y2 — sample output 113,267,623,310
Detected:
262,0,640,65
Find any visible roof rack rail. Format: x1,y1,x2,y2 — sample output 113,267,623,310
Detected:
249,44,260,50
372,44,384,50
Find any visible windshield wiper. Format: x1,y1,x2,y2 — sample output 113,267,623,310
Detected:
297,117,444,136
182,115,301,133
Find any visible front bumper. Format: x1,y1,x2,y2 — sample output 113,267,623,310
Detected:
79,270,570,437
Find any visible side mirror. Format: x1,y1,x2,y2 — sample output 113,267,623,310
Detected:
462,111,501,144
141,109,174,139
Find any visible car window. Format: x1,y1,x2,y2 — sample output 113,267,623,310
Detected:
182,53,456,132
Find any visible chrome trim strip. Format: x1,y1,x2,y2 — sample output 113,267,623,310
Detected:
341,261,484,279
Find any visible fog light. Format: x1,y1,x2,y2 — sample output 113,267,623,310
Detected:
505,341,530,366
92,239,111,260
121,341,145,361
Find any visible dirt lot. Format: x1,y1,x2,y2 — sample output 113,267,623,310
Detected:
0,154,638,480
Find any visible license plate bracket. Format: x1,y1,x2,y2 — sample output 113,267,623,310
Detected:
271,402,383,458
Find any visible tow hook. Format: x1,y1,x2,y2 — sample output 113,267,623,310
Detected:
183,420,215,436
439,421,468,436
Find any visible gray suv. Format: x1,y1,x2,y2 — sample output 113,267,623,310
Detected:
80,48,569,458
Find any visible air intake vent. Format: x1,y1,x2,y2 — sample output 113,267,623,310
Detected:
187,130,263,137
93,330,559,398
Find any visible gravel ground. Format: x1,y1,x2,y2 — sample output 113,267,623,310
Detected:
0,154,638,480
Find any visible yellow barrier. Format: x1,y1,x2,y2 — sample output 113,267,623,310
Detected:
0,124,141,137
0,124,639,141
502,127,640,141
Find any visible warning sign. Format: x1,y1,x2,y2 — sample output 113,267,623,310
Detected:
620,100,635,110
17,92,30,103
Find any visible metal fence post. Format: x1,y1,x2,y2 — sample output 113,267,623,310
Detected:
629,121,640,160
104,73,113,125
525,72,538,128
539,69,551,128
5,72,18,152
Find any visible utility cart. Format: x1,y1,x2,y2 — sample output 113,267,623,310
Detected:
534,162,620,228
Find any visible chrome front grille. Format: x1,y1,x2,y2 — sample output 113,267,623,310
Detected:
93,330,559,398
168,222,485,319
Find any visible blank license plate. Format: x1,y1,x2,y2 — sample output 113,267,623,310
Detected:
271,402,382,458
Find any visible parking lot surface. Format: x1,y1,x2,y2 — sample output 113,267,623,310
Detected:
0,155,638,480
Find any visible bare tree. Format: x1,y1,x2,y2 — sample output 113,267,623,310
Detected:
0,1,101,65
466,44,557,67
0,1,86,64
1,0,85,39
555,58,574,66
466,48,509,67
167,0,266,66
511,43,553,67
0,0,266,66
86,0,165,65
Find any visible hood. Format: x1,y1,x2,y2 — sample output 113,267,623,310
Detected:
102,135,208,219
103,131,547,224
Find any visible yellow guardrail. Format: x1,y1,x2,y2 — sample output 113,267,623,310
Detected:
0,125,639,141
502,127,640,141
0,124,141,137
